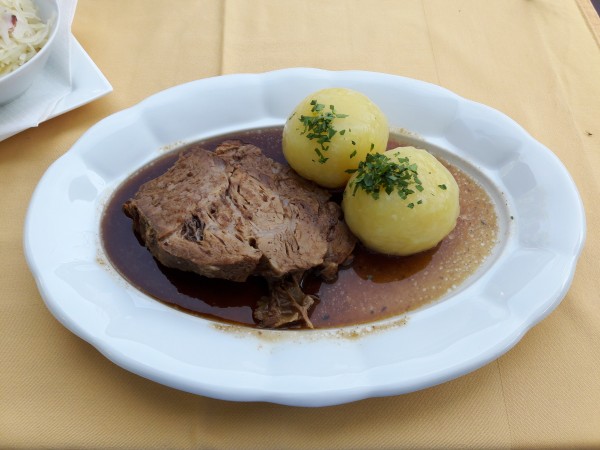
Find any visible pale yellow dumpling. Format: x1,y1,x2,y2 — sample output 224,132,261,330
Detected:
342,147,460,256
282,88,388,189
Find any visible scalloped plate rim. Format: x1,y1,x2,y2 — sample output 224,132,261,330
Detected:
24,68,585,407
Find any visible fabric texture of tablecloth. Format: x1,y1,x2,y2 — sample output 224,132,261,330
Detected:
1,0,599,448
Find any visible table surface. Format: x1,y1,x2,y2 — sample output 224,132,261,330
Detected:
2,0,600,448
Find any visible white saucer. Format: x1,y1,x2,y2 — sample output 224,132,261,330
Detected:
0,36,112,141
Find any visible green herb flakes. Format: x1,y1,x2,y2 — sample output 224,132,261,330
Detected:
346,153,423,205
299,100,348,164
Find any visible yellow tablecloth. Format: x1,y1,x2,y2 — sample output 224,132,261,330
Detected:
2,0,599,448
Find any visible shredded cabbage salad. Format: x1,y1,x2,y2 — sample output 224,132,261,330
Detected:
0,0,52,76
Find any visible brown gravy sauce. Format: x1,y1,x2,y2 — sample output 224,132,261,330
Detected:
101,127,498,329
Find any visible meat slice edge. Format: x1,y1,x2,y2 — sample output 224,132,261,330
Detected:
123,148,262,282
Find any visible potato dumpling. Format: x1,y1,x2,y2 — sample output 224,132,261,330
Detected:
342,147,459,256
282,88,388,189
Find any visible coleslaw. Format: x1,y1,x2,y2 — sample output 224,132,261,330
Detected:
0,0,52,76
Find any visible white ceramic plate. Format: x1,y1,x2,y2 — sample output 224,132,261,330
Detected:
24,69,585,407
0,37,112,141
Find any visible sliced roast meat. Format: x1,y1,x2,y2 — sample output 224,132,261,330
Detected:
123,140,356,327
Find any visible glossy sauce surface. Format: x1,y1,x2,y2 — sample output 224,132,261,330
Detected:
101,127,498,328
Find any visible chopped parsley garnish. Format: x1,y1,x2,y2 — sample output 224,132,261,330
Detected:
438,184,447,190
299,100,348,164
346,152,423,204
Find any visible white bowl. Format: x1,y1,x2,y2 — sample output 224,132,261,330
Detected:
0,0,60,105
